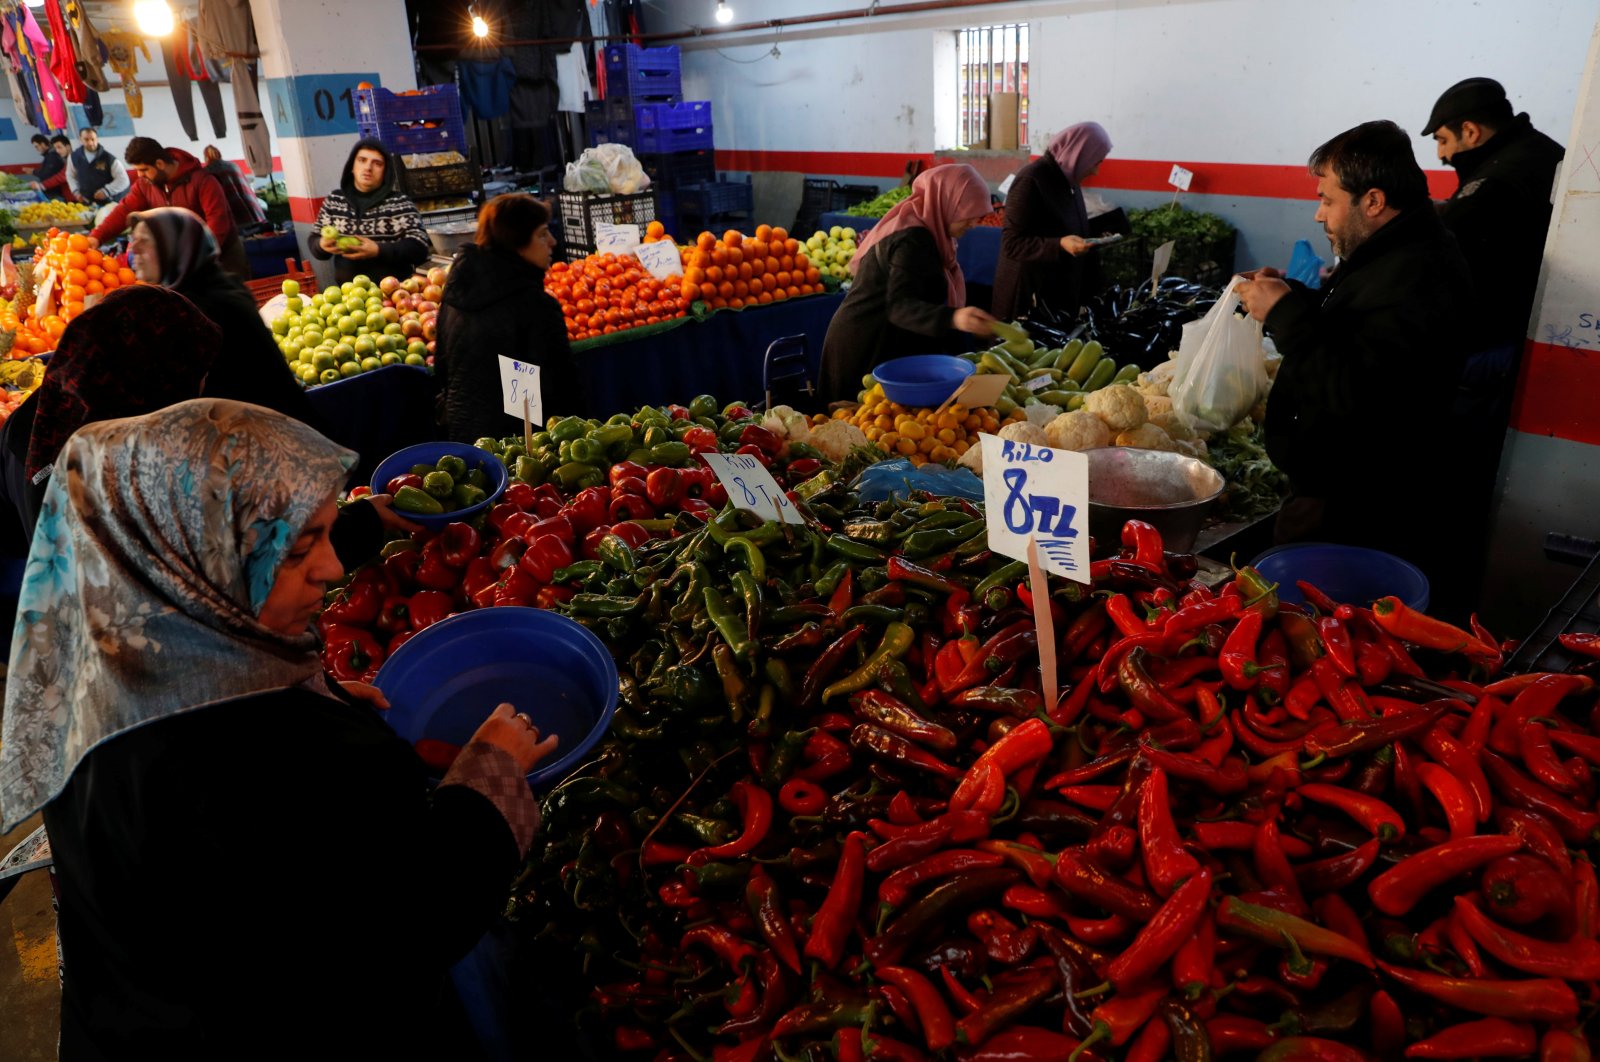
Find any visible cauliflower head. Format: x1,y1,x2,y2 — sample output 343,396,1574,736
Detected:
1142,394,1174,418
1149,409,1195,441
1115,423,1178,451
1137,361,1177,397
998,421,1050,447
958,440,985,475
1084,385,1148,433
807,420,868,462
1045,411,1113,452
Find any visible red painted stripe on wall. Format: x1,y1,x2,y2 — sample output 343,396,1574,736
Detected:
713,150,1459,201
1510,339,1600,447
289,196,325,224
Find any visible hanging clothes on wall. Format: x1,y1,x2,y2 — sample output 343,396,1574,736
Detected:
163,16,226,140
459,57,516,121
17,5,68,131
65,0,110,94
554,44,588,114
43,0,86,104
0,11,41,131
195,0,271,177
101,29,150,118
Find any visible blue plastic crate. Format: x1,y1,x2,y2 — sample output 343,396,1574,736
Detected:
632,100,710,131
634,123,713,154
638,150,716,189
355,84,461,126
359,115,468,154
585,97,634,125
604,43,682,99
678,178,752,220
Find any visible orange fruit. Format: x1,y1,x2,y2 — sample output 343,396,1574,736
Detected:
85,264,103,280
63,284,86,302
66,269,88,287
117,268,136,285
771,227,789,243
738,262,753,281
722,229,743,246
755,224,772,241
785,238,800,255
765,257,781,274
67,234,89,251
696,232,716,250
734,280,749,298
64,300,84,318
705,265,723,284
700,283,717,300
718,281,734,299
806,268,821,284
758,292,773,304
65,251,87,270
727,246,743,266
85,280,104,295
771,287,788,302
748,277,764,295
646,220,666,239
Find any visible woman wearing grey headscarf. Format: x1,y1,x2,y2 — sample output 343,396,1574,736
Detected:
1,399,558,1057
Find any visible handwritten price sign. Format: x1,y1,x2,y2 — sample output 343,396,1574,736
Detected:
980,433,1090,583
497,356,543,423
701,452,803,525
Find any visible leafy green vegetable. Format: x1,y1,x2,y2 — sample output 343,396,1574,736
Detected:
843,186,911,218
1206,418,1290,523
1129,204,1234,244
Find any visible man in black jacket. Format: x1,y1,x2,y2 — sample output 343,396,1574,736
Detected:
308,138,430,285
1237,121,1474,613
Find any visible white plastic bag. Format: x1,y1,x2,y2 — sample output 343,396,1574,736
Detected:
563,152,609,193
1169,277,1268,434
595,143,650,194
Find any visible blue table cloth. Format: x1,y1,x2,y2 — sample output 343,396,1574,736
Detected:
816,213,1002,286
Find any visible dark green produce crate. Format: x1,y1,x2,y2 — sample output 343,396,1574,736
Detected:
1097,232,1237,292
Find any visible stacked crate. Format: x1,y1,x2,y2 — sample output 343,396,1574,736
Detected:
585,45,718,237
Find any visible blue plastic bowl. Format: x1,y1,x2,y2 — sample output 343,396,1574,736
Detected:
372,606,619,789
371,441,508,532
873,355,975,407
1251,542,1430,613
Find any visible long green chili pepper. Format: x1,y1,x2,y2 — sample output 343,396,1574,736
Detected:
814,561,852,598
823,622,917,702
901,521,985,558
712,643,753,723
724,535,767,582
704,586,755,662
731,569,764,642
827,534,887,562
975,560,1028,599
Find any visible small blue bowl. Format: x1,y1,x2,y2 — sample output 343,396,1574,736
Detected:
873,355,975,407
371,441,508,532
372,607,620,789
1251,542,1431,613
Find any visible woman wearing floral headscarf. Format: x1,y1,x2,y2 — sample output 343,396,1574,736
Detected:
819,163,999,403
0,398,559,1057
992,122,1115,320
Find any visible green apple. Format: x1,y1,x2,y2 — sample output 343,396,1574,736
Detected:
360,357,381,372
404,352,426,366
338,316,358,335
300,366,319,384
406,340,428,358
829,226,842,239
282,279,301,297
319,368,341,384
383,323,402,336
333,342,355,362
380,351,402,366
339,361,361,377
322,225,339,239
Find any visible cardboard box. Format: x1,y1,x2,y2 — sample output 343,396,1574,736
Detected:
988,92,1020,151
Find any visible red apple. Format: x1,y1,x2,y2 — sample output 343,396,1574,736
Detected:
422,317,437,342
379,276,400,295
401,319,423,338
426,266,448,288
421,284,442,303
381,306,400,324
392,292,412,312
402,278,422,295
416,300,437,314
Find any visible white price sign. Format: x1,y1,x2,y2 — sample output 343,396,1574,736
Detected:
1025,374,1056,393
595,223,641,254
979,433,1090,583
635,240,683,281
1150,239,1176,295
1167,164,1194,192
701,451,803,525
497,356,543,422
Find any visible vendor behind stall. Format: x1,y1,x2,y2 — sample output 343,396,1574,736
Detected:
91,137,249,280
435,194,583,440
1236,120,1473,615
819,164,998,403
308,137,430,285
28,134,72,200
66,127,131,205
992,121,1114,321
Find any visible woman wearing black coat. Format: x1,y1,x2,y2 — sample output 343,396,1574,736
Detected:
991,123,1114,321
435,195,584,442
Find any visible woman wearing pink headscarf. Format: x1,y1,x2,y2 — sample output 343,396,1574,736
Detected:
992,122,1114,321
819,163,999,402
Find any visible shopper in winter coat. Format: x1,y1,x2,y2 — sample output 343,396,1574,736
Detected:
819,164,999,403
91,136,249,280
435,194,583,440
309,137,430,286
65,126,131,204
992,122,1113,321
128,207,318,429
1,397,558,1059
1236,120,1473,615
202,144,267,229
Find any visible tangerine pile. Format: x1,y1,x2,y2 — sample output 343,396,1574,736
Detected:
677,225,824,310
1,230,137,356
546,222,691,342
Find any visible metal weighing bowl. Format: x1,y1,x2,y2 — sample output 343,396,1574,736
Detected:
1087,447,1226,555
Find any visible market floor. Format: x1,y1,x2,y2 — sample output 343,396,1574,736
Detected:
0,812,60,1062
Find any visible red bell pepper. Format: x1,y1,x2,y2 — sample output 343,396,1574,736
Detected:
413,543,461,591
321,629,385,682
502,481,536,509
645,466,686,508
382,548,421,592
738,423,783,457
519,534,574,583
563,486,609,536
608,491,656,522
407,590,452,631
385,472,424,495
682,425,719,453
435,522,481,569
460,556,498,604
322,577,383,627
608,520,652,550
608,460,649,490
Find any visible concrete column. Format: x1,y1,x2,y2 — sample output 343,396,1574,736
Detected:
1481,14,1600,631
248,0,417,284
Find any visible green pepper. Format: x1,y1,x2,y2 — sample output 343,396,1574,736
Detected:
662,664,720,712
452,483,487,509
842,603,904,624
827,534,886,562
731,569,763,641
724,536,767,582
501,443,526,462
549,416,585,443
568,593,643,618
857,566,889,592
473,436,501,454
553,462,600,491
393,485,444,514
641,425,671,449
409,462,437,477
435,454,468,481
422,470,455,499
712,643,752,722
704,586,755,661
689,394,719,419
762,727,814,787
675,811,736,846
974,559,1027,598
749,684,778,739
764,659,794,703
814,561,851,599
596,534,638,574
844,520,897,545
553,560,604,585
465,467,490,490
901,521,985,558
625,447,656,467
591,423,634,449
718,420,748,445
530,431,552,450
668,562,711,623
636,407,668,429
569,437,606,465
649,441,692,467
897,511,972,536
822,622,916,702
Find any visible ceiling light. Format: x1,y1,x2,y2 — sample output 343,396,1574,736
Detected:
472,14,490,38
715,2,734,24
133,0,175,36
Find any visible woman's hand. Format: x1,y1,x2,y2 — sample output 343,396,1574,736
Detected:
471,703,560,774
952,306,998,337
338,680,390,709
364,493,424,534
1060,235,1093,256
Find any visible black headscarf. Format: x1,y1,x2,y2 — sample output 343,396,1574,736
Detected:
341,137,402,217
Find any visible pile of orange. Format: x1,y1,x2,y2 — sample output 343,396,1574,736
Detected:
546,223,690,342
2,230,137,356
678,225,824,311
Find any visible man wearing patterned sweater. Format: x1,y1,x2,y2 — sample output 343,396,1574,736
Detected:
308,138,430,284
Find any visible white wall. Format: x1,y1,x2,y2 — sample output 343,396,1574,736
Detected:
653,0,1595,265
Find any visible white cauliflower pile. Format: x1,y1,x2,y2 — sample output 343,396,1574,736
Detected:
1084,385,1147,433
1045,411,1112,452
1136,361,1177,398
762,405,868,463
960,421,1049,475
1115,423,1178,451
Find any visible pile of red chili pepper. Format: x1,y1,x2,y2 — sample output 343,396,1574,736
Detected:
507,487,1600,1062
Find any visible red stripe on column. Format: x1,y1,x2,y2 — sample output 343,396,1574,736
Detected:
713,151,1458,201
289,196,325,224
1510,340,1600,446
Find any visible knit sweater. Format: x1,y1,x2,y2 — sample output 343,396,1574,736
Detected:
307,138,431,284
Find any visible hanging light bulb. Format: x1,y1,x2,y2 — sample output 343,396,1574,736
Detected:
714,1,734,24
472,14,490,38
133,0,175,36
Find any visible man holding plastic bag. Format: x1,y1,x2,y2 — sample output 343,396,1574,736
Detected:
1236,120,1474,614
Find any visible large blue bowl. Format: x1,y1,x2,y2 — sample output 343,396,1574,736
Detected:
371,441,508,532
372,607,619,789
873,355,975,407
1251,542,1430,613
